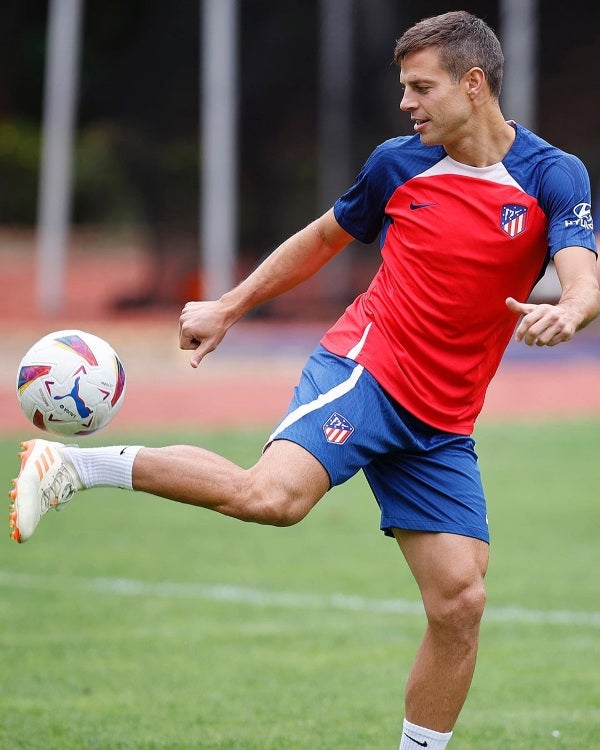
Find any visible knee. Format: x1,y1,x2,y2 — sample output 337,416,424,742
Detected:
239,451,329,527
243,481,314,527
425,577,487,636
239,442,330,527
259,493,308,527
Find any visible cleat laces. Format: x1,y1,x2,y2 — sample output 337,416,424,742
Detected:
41,465,77,513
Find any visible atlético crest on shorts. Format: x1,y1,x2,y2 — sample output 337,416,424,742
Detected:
323,412,354,444
500,204,528,237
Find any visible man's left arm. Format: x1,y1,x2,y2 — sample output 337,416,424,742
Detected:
505,246,600,347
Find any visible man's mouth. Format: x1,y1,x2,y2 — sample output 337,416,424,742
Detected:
412,118,429,132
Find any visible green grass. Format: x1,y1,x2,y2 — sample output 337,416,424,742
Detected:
1,421,599,749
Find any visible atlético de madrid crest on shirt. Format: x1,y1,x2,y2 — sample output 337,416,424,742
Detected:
323,412,354,444
500,204,528,237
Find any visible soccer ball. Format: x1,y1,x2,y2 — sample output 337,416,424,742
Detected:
16,329,126,436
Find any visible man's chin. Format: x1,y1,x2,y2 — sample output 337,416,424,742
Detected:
418,133,441,147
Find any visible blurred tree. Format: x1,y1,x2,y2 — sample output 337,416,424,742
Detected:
0,0,598,310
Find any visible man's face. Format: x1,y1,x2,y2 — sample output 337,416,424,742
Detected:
399,47,473,147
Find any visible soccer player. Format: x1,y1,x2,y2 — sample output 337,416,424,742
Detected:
9,11,599,749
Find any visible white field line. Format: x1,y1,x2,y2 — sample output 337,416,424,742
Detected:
2,570,600,628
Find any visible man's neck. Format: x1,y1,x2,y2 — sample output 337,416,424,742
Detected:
444,115,516,167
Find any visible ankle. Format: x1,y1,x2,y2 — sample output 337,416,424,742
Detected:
399,719,453,749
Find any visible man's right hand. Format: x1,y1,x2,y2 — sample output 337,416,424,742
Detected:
179,300,233,368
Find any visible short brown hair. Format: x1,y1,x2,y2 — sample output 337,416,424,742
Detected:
394,11,504,100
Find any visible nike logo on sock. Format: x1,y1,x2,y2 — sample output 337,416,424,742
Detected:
404,733,428,747
119,447,128,455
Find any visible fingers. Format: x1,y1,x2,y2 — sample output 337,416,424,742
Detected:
189,346,204,369
506,297,537,344
188,337,218,368
513,305,549,346
178,301,224,368
179,303,204,367
505,296,533,316
179,302,207,349
179,327,213,368
507,298,576,346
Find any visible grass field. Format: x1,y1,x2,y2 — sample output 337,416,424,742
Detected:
1,421,599,749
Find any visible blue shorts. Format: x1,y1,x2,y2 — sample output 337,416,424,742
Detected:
269,345,489,543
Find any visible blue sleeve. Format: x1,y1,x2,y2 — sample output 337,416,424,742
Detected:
333,144,392,244
333,138,421,244
540,154,596,257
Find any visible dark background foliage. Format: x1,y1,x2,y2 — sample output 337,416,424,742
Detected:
1,1,598,262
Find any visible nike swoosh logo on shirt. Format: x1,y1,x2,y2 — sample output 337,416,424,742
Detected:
409,201,437,210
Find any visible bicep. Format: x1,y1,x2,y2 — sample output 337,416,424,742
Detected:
313,208,356,257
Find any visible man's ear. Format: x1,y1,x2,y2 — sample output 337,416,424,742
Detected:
464,66,486,99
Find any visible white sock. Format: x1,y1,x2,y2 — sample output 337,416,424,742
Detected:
399,719,453,749
61,445,143,490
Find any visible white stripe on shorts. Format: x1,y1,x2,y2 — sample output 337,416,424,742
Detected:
268,362,364,443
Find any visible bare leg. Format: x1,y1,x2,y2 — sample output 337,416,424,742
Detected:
394,530,489,732
132,438,331,527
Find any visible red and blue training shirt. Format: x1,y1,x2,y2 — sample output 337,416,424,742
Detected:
321,123,596,435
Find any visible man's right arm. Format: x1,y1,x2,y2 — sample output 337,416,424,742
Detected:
179,208,355,367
